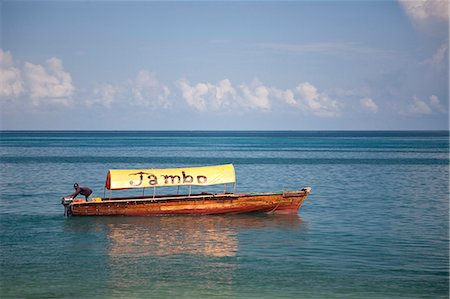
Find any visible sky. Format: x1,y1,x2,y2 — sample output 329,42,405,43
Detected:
0,0,449,130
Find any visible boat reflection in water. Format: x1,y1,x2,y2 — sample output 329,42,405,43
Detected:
109,216,238,258
103,214,303,258
64,214,305,296
63,214,304,257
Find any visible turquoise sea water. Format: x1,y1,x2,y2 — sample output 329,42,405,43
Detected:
0,131,448,299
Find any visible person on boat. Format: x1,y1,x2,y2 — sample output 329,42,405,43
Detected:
70,183,93,201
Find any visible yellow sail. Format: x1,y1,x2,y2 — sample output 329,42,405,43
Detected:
105,164,236,190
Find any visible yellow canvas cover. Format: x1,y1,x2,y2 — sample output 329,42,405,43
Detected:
105,164,235,190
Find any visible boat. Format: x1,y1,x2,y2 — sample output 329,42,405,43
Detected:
61,164,311,216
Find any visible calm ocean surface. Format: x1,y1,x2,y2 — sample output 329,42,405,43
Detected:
0,131,448,299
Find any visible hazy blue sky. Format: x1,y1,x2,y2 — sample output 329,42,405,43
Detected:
1,0,448,130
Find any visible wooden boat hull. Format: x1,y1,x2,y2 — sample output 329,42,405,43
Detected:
66,188,311,216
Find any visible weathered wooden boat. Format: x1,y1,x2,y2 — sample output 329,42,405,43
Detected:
62,164,311,216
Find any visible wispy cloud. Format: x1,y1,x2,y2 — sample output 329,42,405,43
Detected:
429,95,447,113
407,96,432,115
360,97,378,113
406,95,447,115
420,43,448,71
132,70,171,108
252,42,395,55
89,70,171,109
89,83,123,108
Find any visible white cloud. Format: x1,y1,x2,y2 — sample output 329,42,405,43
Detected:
429,95,447,113
0,49,25,98
0,49,343,118
89,83,123,108
406,95,447,115
239,80,271,110
177,79,209,111
296,82,322,113
132,70,171,108
407,96,432,115
399,0,449,22
1,49,75,109
216,79,237,108
1,50,171,110
177,78,237,111
271,88,296,106
88,70,171,109
177,79,341,117
295,82,340,117
24,58,74,106
360,97,379,113
0,49,13,67
177,78,272,112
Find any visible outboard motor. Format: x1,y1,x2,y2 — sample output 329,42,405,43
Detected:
61,197,73,216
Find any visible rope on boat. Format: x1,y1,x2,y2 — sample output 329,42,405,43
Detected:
267,202,281,214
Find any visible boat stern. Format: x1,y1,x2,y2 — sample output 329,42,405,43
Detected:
61,197,87,216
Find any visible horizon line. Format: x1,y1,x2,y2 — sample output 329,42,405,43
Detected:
1,129,449,132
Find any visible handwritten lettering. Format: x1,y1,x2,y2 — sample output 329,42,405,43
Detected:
148,174,158,185
182,171,193,183
197,175,207,184
163,175,181,184
129,172,149,186
128,171,209,186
